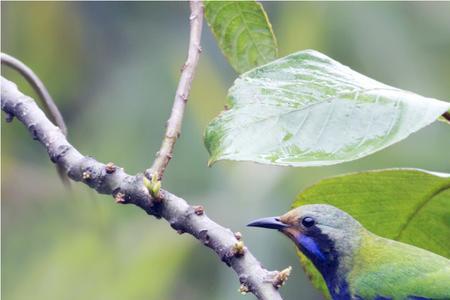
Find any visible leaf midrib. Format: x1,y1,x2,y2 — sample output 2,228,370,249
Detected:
395,182,450,240
234,1,268,64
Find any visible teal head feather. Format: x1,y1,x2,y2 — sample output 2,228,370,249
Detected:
248,204,450,300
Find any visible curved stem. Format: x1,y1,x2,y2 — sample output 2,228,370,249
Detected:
1,52,70,184
1,52,67,135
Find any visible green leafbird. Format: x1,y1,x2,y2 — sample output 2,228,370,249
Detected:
248,204,450,300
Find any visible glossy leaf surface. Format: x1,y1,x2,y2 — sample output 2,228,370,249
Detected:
204,50,450,167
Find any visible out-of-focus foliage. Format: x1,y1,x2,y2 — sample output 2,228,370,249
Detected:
2,2,450,300
204,0,278,73
293,169,450,297
204,50,450,167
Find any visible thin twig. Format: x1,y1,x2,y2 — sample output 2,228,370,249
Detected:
147,0,204,180
1,76,284,300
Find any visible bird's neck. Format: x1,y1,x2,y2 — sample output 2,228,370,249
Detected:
297,232,358,299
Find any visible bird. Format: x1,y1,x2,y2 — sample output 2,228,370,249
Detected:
247,204,450,300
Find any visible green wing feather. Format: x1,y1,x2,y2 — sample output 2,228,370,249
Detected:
349,231,450,299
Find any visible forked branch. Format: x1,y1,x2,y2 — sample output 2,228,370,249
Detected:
1,76,284,300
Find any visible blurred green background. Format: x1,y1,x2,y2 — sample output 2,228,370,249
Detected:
2,2,450,300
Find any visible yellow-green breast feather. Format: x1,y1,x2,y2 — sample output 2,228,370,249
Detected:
349,230,450,299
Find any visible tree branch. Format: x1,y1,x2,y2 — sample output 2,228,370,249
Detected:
147,0,204,180
1,76,284,300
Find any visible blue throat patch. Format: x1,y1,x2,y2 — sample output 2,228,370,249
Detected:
298,235,326,262
296,231,351,300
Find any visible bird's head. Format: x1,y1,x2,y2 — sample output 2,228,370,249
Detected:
248,204,363,276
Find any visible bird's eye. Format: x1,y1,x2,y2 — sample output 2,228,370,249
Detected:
301,217,315,228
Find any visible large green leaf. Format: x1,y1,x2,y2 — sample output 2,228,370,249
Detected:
204,0,278,73
204,50,450,167
292,169,450,297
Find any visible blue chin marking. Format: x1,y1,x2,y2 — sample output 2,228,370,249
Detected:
298,235,326,262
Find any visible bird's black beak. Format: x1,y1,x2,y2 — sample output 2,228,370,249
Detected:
247,217,289,230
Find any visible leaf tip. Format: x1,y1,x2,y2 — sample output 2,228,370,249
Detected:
207,158,216,167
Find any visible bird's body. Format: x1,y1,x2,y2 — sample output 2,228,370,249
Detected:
348,231,450,299
248,204,450,300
